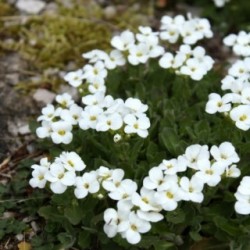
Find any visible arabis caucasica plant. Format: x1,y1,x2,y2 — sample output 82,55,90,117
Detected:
30,13,250,249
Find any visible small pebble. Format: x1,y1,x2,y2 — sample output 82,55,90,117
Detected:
16,0,46,14
33,88,56,105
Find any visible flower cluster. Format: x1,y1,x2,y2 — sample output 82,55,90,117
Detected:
224,31,250,57
29,151,86,193
206,35,250,130
36,92,150,143
234,176,250,215
159,14,213,45
159,45,214,80
81,93,150,138
102,142,240,244
64,15,213,96
30,142,240,244
213,0,230,8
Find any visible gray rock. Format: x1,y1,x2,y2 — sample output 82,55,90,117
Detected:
33,88,56,105
18,124,30,135
16,0,46,14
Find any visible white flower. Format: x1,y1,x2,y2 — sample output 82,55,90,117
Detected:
213,0,230,8
111,30,135,51
124,114,150,138
154,181,181,211
230,105,250,131
136,210,163,223
143,166,178,191
55,151,86,172
136,26,158,43
194,160,225,187
79,106,103,130
96,166,113,182
29,159,50,188
237,176,250,195
102,168,124,192
223,34,237,47
108,179,137,201
234,192,250,215
132,188,159,212
74,171,100,199
82,91,105,106
181,21,202,45
184,144,210,170
205,93,232,114
159,52,185,69
228,60,249,78
36,120,52,139
124,212,151,244
124,98,148,116
234,177,250,215
192,46,214,71
96,113,123,132
241,87,250,104
51,121,73,144
159,156,187,175
179,176,204,203
194,18,213,39
210,141,240,167
55,93,74,108
88,80,106,94
221,75,236,91
64,69,85,87
128,43,150,65
82,49,108,63
103,208,130,238
114,133,122,143
160,25,180,44
60,104,83,125
37,104,62,122
45,163,76,194
224,31,250,57
180,58,207,81
83,61,107,84
104,50,126,69
225,165,241,178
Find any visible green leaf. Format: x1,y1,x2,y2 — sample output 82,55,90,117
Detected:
57,232,75,248
38,206,64,222
189,231,202,242
159,127,180,156
153,240,176,250
64,203,83,225
78,231,91,249
166,208,186,224
213,216,241,237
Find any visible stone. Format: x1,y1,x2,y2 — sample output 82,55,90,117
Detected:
104,6,117,20
16,0,46,14
33,88,56,105
18,124,30,135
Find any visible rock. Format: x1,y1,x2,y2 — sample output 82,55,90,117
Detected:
58,84,79,100
18,124,30,135
104,6,117,20
15,234,24,241
33,88,56,105
16,0,46,14
7,120,18,136
5,73,19,85
44,2,58,15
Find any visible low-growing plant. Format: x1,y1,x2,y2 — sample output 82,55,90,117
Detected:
20,12,250,250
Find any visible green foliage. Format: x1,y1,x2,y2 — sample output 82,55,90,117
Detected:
2,1,250,249
21,58,250,249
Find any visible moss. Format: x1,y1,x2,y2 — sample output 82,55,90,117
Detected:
0,0,152,91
